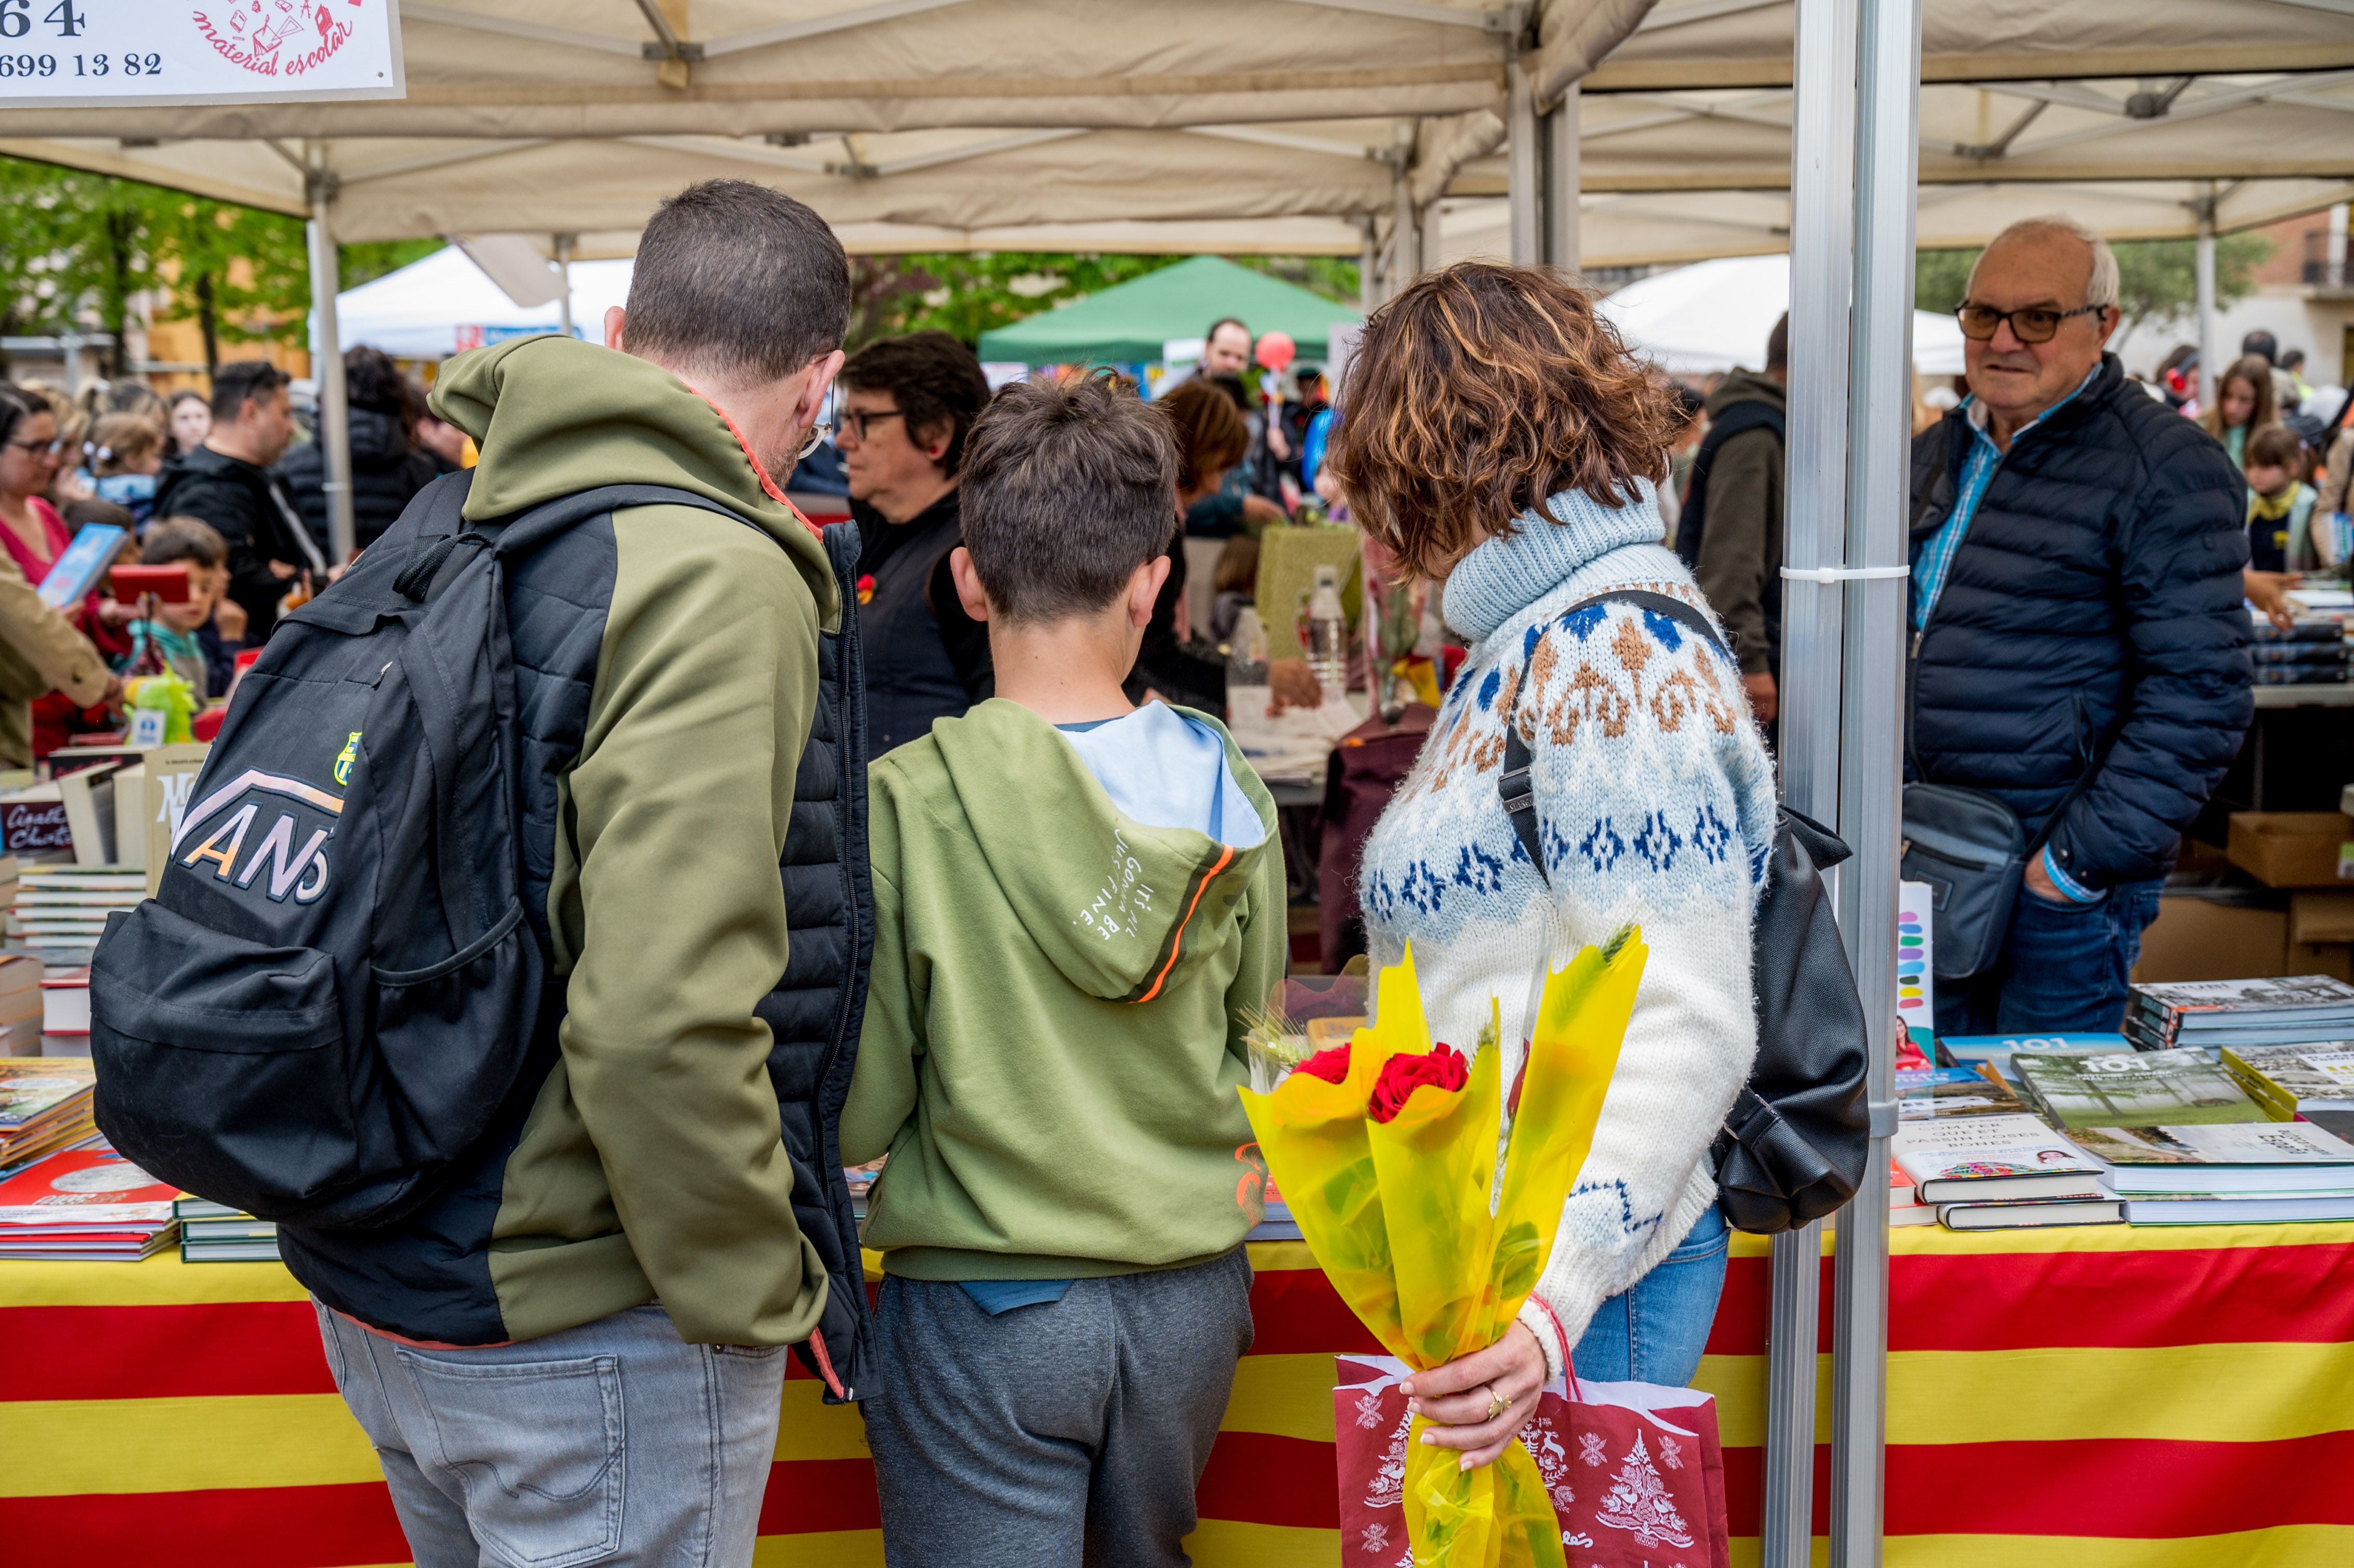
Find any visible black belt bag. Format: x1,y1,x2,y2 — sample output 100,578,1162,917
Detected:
1901,767,2099,982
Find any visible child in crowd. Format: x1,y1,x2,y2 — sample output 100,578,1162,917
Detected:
118,517,234,699
87,413,165,526
842,373,1287,1568
2202,356,2277,470
2244,424,2322,573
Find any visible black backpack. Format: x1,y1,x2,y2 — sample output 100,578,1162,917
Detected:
1499,588,1869,1234
88,483,766,1230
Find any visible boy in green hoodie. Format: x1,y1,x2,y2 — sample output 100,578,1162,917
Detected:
843,374,1288,1566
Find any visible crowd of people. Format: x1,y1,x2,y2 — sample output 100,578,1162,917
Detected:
0,342,473,765
28,179,2340,1568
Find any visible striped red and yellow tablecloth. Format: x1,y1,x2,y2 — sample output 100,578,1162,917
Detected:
6,1224,2350,1566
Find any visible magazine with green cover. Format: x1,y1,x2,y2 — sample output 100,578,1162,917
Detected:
2011,1047,2271,1129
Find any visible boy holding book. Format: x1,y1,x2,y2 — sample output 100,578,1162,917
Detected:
842,374,1287,1566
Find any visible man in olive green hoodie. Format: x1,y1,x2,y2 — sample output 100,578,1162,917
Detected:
843,375,1289,1567
306,182,857,1568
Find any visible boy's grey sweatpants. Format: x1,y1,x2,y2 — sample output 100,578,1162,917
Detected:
862,1247,1255,1568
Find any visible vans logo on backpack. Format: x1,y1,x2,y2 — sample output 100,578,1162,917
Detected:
171,768,341,905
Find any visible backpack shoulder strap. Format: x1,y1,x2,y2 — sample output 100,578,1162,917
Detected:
1497,587,1734,888
392,482,778,603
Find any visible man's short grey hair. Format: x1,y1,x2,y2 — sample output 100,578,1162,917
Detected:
1971,215,2121,310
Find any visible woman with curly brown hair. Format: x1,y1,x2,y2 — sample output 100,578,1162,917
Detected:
1330,263,1777,1466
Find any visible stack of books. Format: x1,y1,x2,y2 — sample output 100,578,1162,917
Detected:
1891,1112,2121,1229
2221,1044,2354,1143
1941,1032,2127,1082
2067,1121,2354,1224
175,1196,280,1262
0,951,41,1055
2125,977,2354,1053
9,865,143,965
38,964,88,1056
2006,1043,2354,1224
0,1059,98,1173
0,1147,180,1259
2246,615,2348,686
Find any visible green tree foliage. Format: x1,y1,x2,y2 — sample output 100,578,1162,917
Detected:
1915,234,2274,339
1,154,437,373
846,251,1359,352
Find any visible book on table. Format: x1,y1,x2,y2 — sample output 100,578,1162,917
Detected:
2118,1194,2354,1224
1895,1065,2028,1120
0,1147,179,1259
2011,1047,2271,1130
2064,1120,2354,1194
174,1194,280,1262
2127,976,2354,1049
0,1059,96,1165
1936,1198,2125,1230
1892,1113,2109,1204
1940,1033,2129,1081
2219,1044,2354,1141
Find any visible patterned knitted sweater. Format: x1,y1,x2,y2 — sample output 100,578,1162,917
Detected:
1358,480,1777,1379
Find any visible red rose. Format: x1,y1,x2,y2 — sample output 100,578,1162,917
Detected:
1296,1043,1351,1084
1367,1043,1469,1123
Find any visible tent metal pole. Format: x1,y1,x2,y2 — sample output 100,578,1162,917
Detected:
1828,0,1922,1561
555,234,576,339
1542,80,1580,271
1508,51,1539,266
1392,165,1421,288
306,149,356,568
1769,0,1857,1556
2194,184,2218,411
1360,219,1381,311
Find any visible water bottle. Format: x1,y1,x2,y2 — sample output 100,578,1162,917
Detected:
1306,564,1349,691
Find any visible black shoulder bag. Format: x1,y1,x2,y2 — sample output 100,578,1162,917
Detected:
1499,589,1869,1234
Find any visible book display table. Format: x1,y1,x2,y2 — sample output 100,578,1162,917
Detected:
6,1224,2349,1566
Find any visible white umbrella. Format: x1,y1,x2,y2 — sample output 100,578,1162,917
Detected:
335,248,634,361
1596,254,1966,377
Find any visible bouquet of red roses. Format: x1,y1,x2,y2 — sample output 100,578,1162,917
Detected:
1239,936,1643,1567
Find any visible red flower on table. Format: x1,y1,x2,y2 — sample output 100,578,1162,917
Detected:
1367,1043,1468,1123
1297,1043,1352,1084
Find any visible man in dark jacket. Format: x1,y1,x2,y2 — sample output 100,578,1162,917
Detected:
1679,312,1787,727
153,360,324,641
1912,216,2252,1035
277,345,437,555
837,330,992,757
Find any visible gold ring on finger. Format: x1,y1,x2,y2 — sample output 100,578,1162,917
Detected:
1483,1389,1511,1421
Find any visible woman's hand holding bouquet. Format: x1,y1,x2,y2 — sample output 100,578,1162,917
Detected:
1239,934,1645,1567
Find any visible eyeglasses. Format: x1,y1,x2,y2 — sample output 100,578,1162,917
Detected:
1954,302,2108,344
840,408,907,441
4,437,64,457
796,420,832,463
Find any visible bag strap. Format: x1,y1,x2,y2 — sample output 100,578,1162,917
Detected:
1499,589,1735,887
394,483,772,603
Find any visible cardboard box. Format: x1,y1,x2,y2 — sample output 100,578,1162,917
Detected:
2135,895,2288,983
2291,891,2354,945
2227,812,2354,888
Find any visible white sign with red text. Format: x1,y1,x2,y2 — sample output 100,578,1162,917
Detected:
0,0,402,105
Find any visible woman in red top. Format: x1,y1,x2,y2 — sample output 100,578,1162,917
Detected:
0,385,124,755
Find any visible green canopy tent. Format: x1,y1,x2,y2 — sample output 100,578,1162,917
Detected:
976,255,1361,366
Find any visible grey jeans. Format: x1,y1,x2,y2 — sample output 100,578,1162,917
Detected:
861,1248,1255,1568
316,1300,788,1568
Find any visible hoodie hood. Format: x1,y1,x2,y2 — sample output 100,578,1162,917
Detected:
430,335,839,628
925,699,1274,1003
1705,365,1786,420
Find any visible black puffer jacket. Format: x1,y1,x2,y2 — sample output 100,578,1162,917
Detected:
278,408,438,556
1907,354,2252,892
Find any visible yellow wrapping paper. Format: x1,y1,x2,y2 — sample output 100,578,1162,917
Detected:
1239,936,1645,1568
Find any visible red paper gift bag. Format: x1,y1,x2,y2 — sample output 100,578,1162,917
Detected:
1335,1356,1731,1568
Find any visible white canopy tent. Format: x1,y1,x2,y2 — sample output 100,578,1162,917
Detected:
334,248,631,359
3,9,2348,1562
1595,252,1966,373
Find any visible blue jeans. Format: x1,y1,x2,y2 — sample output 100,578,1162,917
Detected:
1567,1203,1730,1387
1935,876,2164,1037
316,1301,788,1568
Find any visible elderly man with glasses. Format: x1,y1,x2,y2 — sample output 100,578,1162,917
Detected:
1908,214,2253,1036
